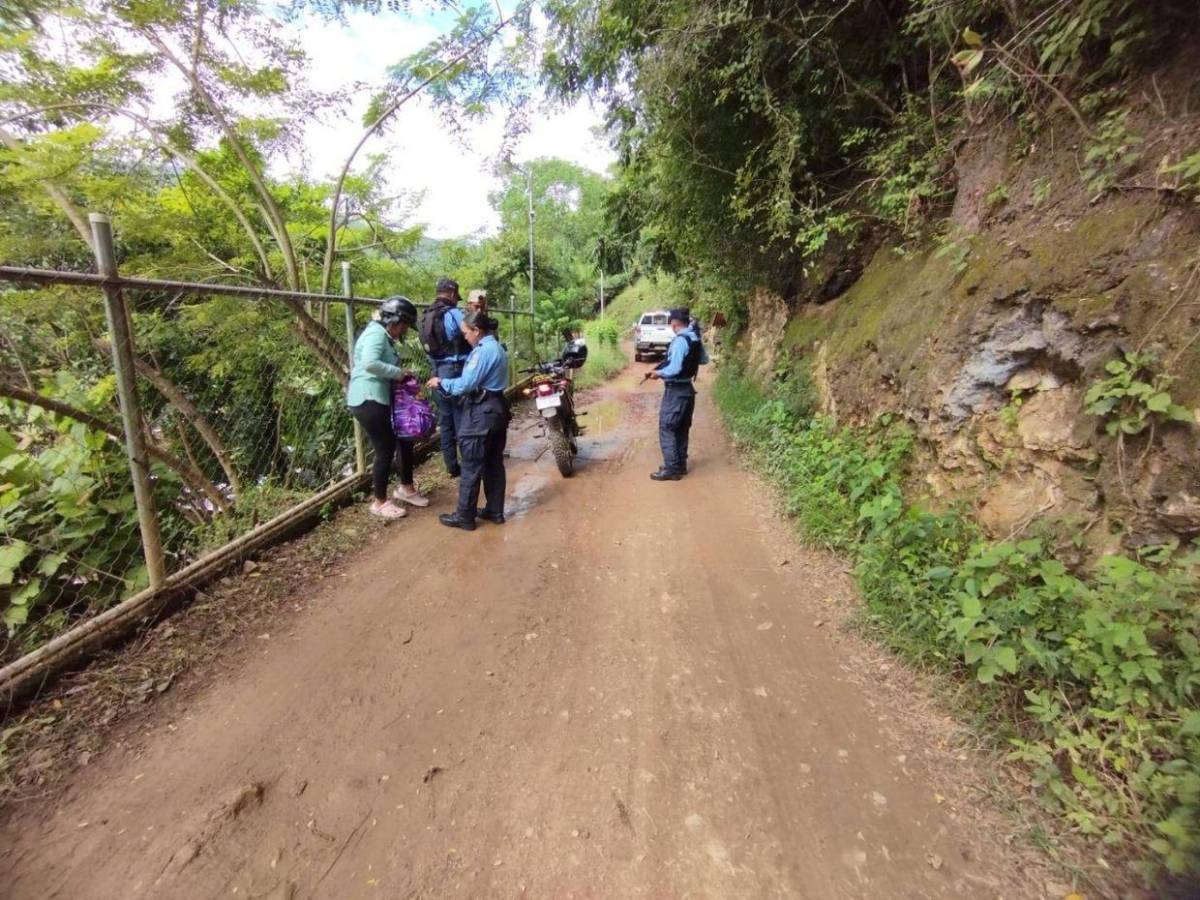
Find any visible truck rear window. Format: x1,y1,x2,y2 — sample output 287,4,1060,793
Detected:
641,314,668,325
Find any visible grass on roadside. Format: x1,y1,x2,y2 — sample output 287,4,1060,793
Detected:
713,359,1200,886
574,318,627,389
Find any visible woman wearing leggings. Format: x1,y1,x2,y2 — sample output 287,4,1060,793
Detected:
346,296,430,519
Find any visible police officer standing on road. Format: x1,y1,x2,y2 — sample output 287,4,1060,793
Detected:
420,278,470,477
427,311,510,531
645,307,708,481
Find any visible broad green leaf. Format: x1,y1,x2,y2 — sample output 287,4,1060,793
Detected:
962,27,984,48
38,553,67,577
961,594,982,619
0,540,31,586
1145,392,1171,412
10,578,41,606
993,646,1018,674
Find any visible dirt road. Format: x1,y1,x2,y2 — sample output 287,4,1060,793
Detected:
1,365,1049,898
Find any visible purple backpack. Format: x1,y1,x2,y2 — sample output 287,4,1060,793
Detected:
391,375,436,440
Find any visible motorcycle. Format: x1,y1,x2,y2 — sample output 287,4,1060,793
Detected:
520,338,588,477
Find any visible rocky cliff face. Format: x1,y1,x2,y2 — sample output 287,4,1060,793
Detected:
744,62,1200,557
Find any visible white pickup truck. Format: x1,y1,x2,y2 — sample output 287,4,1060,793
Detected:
633,310,674,362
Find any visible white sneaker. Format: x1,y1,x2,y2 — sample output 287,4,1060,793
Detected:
393,486,430,508
369,500,407,520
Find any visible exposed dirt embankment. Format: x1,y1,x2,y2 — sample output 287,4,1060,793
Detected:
748,59,1200,557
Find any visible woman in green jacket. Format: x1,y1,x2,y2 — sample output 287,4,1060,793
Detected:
346,296,429,519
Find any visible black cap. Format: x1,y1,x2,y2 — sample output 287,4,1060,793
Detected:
436,277,459,295
668,307,690,323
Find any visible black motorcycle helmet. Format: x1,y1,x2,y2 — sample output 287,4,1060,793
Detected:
379,296,417,328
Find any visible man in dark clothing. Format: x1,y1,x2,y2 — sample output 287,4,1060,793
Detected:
421,277,470,476
644,307,708,480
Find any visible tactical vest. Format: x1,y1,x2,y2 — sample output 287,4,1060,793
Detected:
662,336,705,384
681,338,700,381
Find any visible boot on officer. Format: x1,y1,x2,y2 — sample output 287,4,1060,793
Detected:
426,311,509,531
644,307,707,481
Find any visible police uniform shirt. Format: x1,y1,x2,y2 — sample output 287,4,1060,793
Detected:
439,334,508,395
657,325,707,381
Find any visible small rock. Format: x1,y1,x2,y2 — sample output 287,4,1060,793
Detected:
756,622,774,631
926,852,943,871
242,560,259,575
753,686,768,698
871,791,887,808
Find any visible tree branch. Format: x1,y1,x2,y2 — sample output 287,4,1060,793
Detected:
0,381,227,511
0,125,95,251
320,2,530,293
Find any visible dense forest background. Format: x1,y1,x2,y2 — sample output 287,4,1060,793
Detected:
2,0,1199,888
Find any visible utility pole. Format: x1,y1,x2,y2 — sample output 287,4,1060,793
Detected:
597,237,605,318
526,166,534,315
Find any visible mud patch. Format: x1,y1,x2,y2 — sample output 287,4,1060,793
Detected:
507,471,552,518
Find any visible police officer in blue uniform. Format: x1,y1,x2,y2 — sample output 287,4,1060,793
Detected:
645,307,708,481
427,311,509,531
421,278,470,476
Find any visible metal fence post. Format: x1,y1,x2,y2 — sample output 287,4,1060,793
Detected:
341,261,367,475
89,213,166,589
508,300,518,383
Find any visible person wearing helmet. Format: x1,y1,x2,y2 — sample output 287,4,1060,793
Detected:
347,296,429,519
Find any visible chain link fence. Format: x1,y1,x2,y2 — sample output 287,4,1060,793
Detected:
0,214,536,692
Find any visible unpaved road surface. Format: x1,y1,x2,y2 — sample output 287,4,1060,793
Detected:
1,365,1049,898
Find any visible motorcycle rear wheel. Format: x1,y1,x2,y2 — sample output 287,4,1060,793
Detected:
547,417,575,477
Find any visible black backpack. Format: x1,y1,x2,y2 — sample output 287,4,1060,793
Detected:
419,299,468,359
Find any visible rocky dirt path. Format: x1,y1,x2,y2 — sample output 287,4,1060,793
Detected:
0,365,1053,899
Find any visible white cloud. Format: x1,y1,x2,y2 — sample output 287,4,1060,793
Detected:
281,10,615,239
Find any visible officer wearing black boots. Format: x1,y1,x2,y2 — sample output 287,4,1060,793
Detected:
645,307,707,480
426,311,510,531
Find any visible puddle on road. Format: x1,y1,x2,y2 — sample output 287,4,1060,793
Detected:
507,471,551,518
580,398,621,436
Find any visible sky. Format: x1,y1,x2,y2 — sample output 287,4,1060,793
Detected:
284,8,616,240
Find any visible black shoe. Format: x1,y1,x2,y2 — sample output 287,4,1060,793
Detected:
439,512,476,531
477,509,506,524
650,470,682,481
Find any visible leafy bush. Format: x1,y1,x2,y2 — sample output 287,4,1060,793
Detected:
715,362,1200,879
0,400,169,658
1085,350,1193,436
573,318,628,389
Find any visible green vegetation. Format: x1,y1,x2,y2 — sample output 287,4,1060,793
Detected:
1084,351,1194,436
715,362,1200,880
603,275,692,331
543,0,1192,297
0,3,627,658
573,318,626,389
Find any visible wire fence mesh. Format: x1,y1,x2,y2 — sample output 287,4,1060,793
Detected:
0,256,537,672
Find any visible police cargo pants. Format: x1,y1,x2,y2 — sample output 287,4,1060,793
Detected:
456,394,508,521
658,381,696,474
434,360,464,474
